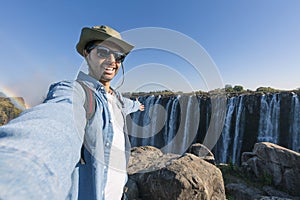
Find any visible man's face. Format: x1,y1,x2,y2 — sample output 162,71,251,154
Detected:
85,41,124,83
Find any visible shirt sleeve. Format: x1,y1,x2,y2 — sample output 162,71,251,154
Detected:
0,80,86,199
121,96,141,115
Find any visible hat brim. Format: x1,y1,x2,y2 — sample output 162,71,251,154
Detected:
76,27,134,57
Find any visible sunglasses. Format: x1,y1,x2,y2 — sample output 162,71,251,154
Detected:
88,45,126,63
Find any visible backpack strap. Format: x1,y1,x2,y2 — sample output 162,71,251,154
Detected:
77,80,96,120
76,80,96,164
110,87,125,108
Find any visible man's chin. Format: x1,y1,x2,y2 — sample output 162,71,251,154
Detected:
100,75,115,83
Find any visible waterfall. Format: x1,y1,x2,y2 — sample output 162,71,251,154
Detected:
162,96,174,150
128,91,299,165
180,96,193,153
129,95,179,151
165,96,179,149
128,95,156,147
160,95,200,154
219,97,236,163
258,94,281,143
231,95,245,164
203,95,227,152
149,96,163,146
127,96,146,146
141,96,156,146
180,95,200,154
290,94,300,152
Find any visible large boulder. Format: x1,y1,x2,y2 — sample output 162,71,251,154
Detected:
125,146,226,200
242,142,300,196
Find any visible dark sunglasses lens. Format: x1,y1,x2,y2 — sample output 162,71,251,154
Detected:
97,47,110,57
114,52,126,62
96,46,126,62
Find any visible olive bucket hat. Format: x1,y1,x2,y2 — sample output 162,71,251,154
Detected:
76,25,134,57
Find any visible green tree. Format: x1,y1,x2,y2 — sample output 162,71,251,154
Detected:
225,84,234,92
233,85,244,92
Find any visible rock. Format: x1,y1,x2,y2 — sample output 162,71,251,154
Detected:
226,183,265,200
187,143,216,165
242,142,300,196
258,196,293,200
125,146,226,200
124,178,140,200
0,97,23,126
253,142,300,168
126,146,180,199
262,186,296,199
127,146,179,174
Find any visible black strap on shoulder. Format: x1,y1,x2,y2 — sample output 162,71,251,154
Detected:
76,80,96,164
76,80,96,120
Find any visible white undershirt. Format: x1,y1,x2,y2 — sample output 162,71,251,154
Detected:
104,93,127,200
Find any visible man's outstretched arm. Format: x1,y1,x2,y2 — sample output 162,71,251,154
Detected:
0,80,86,199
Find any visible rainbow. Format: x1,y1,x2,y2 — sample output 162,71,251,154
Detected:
0,85,29,110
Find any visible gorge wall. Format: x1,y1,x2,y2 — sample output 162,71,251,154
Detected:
126,92,300,165
0,97,23,126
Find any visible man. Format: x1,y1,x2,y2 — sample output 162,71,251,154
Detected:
0,25,144,199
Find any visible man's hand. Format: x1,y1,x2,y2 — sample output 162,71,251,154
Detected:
136,98,145,111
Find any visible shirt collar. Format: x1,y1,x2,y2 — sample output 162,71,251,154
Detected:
77,71,104,91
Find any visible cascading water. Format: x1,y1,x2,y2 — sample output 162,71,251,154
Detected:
128,92,299,165
127,95,156,147
162,96,173,150
205,95,227,160
165,96,179,151
231,95,245,164
159,95,200,154
149,96,163,146
290,93,300,152
257,94,281,143
179,95,200,154
219,97,236,163
180,96,193,154
141,96,155,146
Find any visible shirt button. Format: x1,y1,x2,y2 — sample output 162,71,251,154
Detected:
105,142,110,147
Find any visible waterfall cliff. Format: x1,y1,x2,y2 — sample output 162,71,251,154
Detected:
127,92,300,165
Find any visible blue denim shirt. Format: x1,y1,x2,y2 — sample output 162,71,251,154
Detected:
0,71,140,200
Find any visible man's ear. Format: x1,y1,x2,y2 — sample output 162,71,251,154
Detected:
83,49,89,57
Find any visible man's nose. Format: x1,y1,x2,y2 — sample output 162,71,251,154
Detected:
106,53,116,63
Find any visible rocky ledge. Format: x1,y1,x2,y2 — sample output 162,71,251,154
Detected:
125,143,300,200
125,145,226,200
0,97,23,126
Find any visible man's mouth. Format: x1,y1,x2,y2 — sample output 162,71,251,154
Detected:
104,67,116,74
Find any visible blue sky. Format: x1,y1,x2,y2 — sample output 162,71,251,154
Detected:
1,0,300,106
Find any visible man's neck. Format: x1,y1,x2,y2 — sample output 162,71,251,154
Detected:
101,81,111,93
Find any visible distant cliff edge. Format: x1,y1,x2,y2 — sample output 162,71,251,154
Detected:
0,97,23,126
